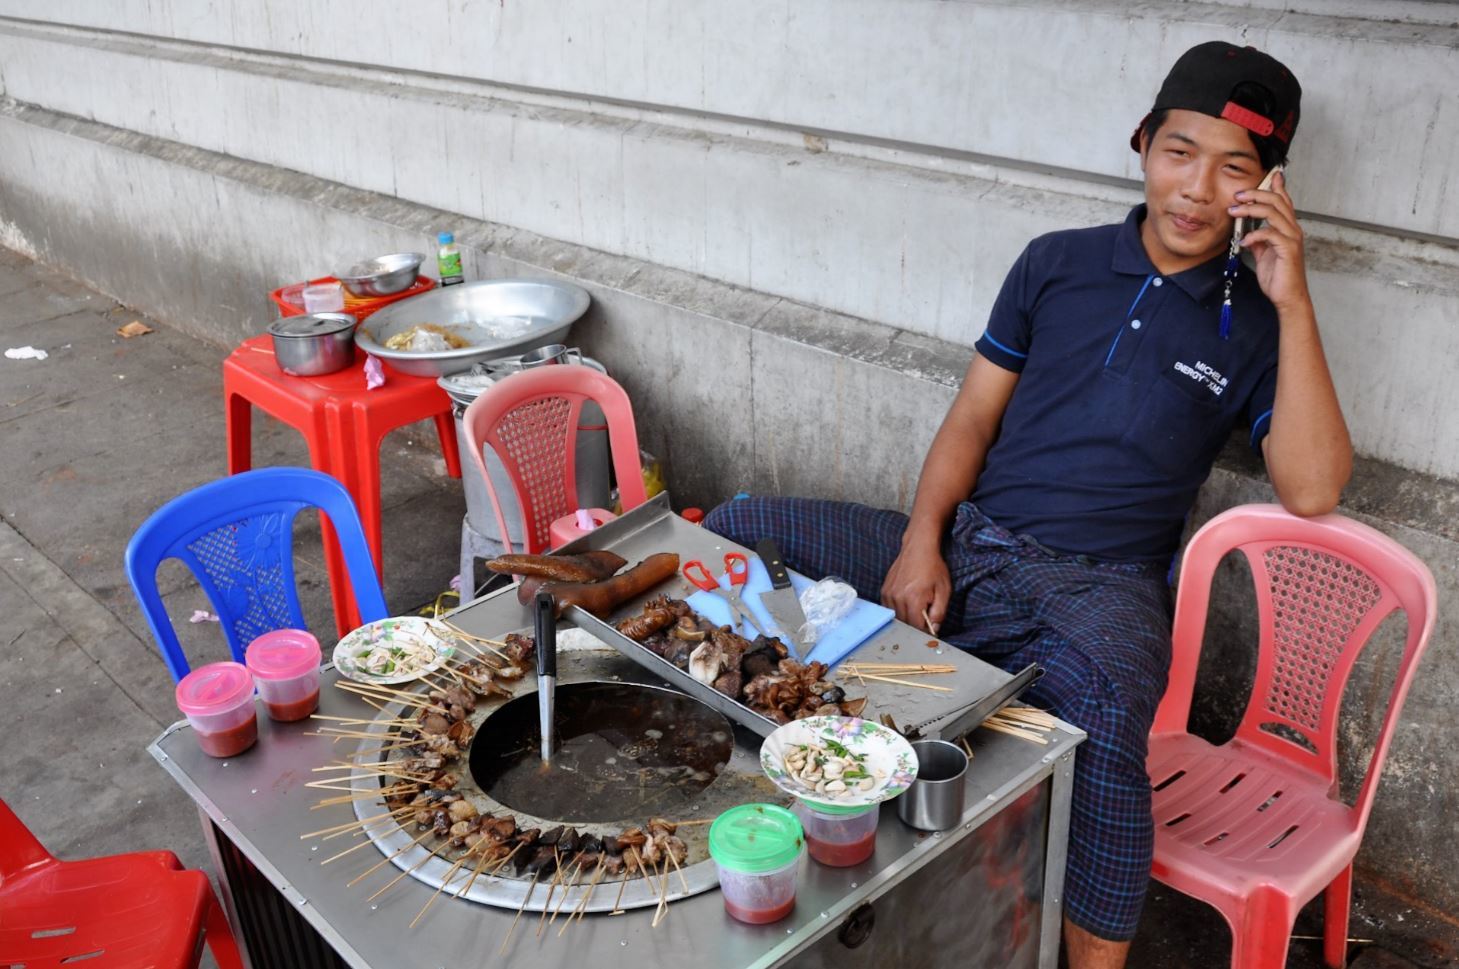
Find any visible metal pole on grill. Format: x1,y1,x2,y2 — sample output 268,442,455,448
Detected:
535,589,558,764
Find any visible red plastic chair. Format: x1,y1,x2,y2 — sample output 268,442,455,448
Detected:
461,365,648,555
0,799,244,969
1148,504,1437,969
224,334,462,635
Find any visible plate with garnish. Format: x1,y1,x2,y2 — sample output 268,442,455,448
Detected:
332,617,457,684
760,716,918,812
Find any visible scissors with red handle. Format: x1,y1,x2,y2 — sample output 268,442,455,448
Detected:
682,552,764,636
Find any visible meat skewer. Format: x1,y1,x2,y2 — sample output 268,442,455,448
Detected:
346,829,432,887
499,870,540,957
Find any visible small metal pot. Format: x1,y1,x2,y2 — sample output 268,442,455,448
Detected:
268,313,356,376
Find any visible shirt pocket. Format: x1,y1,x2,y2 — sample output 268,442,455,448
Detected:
1119,369,1228,477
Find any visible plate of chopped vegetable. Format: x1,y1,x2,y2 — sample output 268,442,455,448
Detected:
332,617,457,684
760,716,918,812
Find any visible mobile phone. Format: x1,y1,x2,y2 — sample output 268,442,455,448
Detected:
1233,164,1284,243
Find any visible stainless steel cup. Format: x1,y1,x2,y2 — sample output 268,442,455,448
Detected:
896,739,969,831
519,343,570,368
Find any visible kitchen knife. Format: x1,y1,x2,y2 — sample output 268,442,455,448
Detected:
755,538,817,657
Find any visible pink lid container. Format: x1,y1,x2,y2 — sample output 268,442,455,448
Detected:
245,629,322,680
176,662,258,757
176,661,254,716
246,629,323,722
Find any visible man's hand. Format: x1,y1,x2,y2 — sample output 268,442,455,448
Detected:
1230,170,1311,314
881,541,952,635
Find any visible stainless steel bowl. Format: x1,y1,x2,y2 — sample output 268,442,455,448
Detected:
356,278,591,377
335,252,424,297
267,313,356,376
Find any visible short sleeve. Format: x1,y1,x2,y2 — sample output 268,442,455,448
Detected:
974,244,1036,373
1245,361,1278,454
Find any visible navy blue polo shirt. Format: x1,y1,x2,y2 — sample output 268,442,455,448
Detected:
971,205,1279,563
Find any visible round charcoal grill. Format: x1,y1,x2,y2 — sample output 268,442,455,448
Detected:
352,642,786,912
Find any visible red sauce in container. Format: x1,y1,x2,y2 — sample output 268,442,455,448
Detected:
264,689,319,723
195,713,259,758
806,828,876,867
724,895,796,925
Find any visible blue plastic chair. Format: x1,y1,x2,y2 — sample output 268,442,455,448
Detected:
125,467,389,682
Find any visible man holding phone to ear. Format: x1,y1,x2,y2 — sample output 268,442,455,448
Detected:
706,41,1351,967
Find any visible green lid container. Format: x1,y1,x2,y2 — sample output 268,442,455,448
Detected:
709,804,804,874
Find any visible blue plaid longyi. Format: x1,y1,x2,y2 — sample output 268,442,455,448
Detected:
705,495,1172,942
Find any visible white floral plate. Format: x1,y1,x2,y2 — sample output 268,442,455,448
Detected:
332,617,457,684
760,716,918,812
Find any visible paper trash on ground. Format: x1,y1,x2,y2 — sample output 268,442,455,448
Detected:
5,346,48,360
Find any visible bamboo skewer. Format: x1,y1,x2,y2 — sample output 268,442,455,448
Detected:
668,848,690,893
320,833,388,866
300,807,410,840
650,858,672,928
840,663,956,674
347,830,432,887
310,714,416,727
850,672,954,692
563,862,607,932
320,807,415,842
981,720,1050,745
311,784,414,807
459,840,496,899
610,870,630,915
435,620,512,662
547,861,583,928
535,851,565,938
306,728,412,741
368,840,450,902
410,845,478,928
499,870,540,956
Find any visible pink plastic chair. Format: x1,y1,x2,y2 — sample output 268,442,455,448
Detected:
1149,504,1436,969
461,365,649,555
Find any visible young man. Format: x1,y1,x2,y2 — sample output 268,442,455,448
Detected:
706,42,1351,968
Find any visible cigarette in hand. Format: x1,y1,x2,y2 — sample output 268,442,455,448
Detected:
921,607,940,638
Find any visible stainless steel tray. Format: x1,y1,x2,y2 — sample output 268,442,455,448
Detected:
566,608,782,737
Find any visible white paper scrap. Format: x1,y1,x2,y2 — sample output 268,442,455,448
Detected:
4,346,48,360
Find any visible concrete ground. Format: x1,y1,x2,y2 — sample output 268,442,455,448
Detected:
2,249,1454,968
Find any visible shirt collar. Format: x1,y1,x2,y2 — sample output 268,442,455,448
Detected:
1111,204,1227,305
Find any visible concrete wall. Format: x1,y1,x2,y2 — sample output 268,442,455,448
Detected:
2,0,1459,916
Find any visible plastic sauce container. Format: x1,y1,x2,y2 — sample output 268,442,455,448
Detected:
797,803,879,867
245,628,322,722
175,662,257,758
709,804,804,924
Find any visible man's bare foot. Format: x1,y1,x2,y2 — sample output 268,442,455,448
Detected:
1065,916,1132,969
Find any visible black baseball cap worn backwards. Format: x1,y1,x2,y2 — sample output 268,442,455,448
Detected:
1129,40,1302,154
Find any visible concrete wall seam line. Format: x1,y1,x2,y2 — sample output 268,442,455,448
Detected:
0,100,970,385
5,93,1459,480
1,3,1456,236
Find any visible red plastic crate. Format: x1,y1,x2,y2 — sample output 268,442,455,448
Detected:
269,274,436,322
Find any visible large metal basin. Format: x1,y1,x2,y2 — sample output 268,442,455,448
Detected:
356,278,591,376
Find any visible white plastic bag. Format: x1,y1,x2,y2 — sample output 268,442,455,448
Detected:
799,577,858,638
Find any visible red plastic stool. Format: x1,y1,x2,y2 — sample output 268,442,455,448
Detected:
0,799,244,969
223,334,462,636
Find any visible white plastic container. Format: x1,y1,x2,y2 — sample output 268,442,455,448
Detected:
709,804,804,924
301,281,345,313
246,628,322,722
798,803,879,867
175,662,257,758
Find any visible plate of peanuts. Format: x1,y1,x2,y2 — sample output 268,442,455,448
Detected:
760,716,918,811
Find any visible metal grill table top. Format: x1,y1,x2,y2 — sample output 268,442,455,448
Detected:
150,498,1085,968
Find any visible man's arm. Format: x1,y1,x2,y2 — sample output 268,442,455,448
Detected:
1233,170,1352,515
880,354,1019,630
